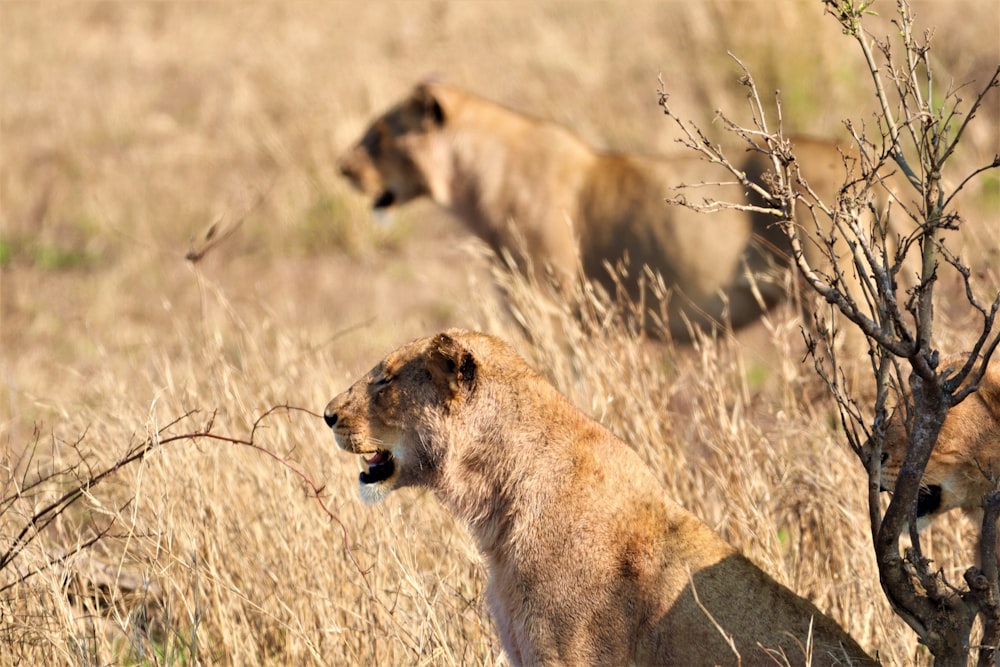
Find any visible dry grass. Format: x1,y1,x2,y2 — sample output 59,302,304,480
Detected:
1,2,998,665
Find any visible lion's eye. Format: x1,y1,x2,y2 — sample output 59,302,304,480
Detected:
372,376,392,394
362,124,384,158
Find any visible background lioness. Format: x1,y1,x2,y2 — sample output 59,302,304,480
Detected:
880,353,1000,557
324,329,874,665
339,82,792,340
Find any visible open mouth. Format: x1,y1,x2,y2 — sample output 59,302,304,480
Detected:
373,190,396,209
359,450,395,485
915,485,942,518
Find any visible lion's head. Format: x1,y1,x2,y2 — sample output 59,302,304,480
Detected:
338,84,447,212
879,353,1000,528
323,330,477,504
879,404,950,527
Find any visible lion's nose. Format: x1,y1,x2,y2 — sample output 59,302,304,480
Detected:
323,408,338,428
337,156,354,178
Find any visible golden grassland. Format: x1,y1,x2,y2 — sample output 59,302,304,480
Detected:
1,2,998,664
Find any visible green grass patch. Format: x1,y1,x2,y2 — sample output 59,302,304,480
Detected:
745,363,771,392
0,236,12,267
293,192,365,257
980,172,1000,208
290,188,414,259
32,244,96,270
0,234,99,270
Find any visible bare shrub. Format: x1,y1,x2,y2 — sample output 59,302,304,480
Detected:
660,1,1000,663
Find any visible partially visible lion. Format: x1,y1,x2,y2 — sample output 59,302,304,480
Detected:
324,329,875,665
880,353,1000,550
338,82,793,340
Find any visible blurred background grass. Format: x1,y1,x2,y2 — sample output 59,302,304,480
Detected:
1,2,998,664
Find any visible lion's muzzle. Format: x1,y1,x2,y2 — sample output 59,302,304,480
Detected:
323,401,398,499
337,151,396,212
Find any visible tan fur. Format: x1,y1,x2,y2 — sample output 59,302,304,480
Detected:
324,329,874,665
340,84,912,342
880,353,1000,545
339,82,796,340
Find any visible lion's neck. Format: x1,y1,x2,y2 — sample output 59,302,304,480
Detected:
436,126,523,246
434,379,577,557
427,108,592,262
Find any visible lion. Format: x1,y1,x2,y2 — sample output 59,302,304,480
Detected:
340,83,914,343
338,82,797,340
323,329,875,665
879,353,1000,553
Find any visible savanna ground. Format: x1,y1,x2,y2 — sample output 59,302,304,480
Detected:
1,2,999,664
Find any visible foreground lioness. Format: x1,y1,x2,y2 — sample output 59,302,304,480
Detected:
324,329,874,665
339,82,794,339
880,353,1000,552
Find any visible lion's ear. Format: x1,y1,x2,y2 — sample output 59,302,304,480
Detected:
427,332,476,396
412,84,446,127
980,364,1000,421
